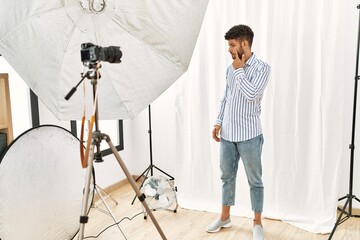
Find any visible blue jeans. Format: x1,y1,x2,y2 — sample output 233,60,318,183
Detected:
220,134,264,213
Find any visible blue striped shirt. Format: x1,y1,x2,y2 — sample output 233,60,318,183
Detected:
215,53,270,142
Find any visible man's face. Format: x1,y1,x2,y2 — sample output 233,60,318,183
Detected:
228,39,245,60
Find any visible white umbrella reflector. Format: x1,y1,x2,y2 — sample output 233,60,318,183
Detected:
0,0,209,120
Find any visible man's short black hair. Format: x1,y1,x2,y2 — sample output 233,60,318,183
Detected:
224,24,254,48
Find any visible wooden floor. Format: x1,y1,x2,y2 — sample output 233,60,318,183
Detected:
76,182,360,240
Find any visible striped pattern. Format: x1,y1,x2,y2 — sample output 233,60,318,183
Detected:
215,53,270,142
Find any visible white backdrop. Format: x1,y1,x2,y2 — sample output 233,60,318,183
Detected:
174,0,358,233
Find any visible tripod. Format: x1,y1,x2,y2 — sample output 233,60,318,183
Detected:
131,105,174,205
328,4,360,239
65,64,167,240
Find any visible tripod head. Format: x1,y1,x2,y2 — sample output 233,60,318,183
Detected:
83,62,102,81
64,63,101,101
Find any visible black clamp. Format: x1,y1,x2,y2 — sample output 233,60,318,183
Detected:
80,216,89,223
138,193,146,202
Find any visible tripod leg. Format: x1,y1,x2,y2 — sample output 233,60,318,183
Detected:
338,195,348,201
328,198,350,240
78,142,95,240
352,196,360,218
135,165,151,182
105,136,167,240
153,165,174,180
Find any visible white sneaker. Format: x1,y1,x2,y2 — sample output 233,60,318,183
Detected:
205,218,232,233
253,224,265,240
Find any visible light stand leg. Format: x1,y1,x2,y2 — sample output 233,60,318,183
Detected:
93,184,119,210
95,187,126,237
104,134,167,240
328,198,350,239
78,140,95,240
131,166,151,205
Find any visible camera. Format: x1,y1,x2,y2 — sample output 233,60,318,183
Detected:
80,43,122,64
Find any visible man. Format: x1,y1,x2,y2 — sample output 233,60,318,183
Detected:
206,24,270,240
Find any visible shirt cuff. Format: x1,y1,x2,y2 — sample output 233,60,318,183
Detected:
214,119,222,126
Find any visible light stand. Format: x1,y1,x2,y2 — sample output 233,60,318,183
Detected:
65,64,167,240
328,4,360,239
131,105,174,205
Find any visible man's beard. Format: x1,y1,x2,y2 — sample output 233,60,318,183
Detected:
231,49,244,59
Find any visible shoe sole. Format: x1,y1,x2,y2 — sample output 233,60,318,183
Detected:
205,222,232,233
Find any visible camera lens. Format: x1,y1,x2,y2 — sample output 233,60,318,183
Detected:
101,46,122,63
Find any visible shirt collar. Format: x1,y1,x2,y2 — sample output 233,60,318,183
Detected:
245,52,256,67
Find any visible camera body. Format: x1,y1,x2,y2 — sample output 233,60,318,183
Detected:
81,43,122,64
